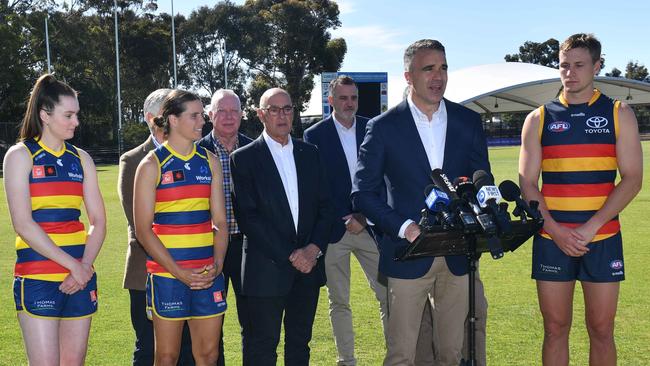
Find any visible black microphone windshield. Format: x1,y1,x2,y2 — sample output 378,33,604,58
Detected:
472,170,493,190
498,180,522,202
424,184,436,197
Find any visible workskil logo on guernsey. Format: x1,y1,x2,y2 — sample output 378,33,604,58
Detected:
548,121,571,132
585,116,610,134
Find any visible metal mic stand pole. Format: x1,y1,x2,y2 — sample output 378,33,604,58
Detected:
466,234,478,366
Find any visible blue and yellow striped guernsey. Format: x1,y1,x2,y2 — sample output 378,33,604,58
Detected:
15,139,87,281
147,142,215,277
538,89,620,242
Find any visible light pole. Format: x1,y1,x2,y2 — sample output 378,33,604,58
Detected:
45,13,52,73
114,0,123,156
171,0,177,87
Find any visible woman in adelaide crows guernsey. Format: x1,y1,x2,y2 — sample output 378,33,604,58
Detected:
2,74,106,365
133,89,229,365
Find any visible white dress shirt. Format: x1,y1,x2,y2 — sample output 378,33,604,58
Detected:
332,115,358,185
398,96,448,238
263,130,299,231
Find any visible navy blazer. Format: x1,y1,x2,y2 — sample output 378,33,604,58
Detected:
352,99,490,279
196,131,254,154
303,115,369,243
230,136,333,297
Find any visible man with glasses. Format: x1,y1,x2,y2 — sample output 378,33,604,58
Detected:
231,88,333,366
304,75,388,366
197,89,253,366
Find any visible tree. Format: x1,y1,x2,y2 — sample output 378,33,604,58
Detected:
233,0,347,137
625,61,648,81
606,67,622,77
178,3,248,97
504,38,559,68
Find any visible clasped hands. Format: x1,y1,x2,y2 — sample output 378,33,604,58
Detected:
289,244,321,274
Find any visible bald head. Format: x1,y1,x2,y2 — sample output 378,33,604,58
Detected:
259,88,291,108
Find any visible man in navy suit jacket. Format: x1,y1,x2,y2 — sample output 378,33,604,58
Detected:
196,89,253,366
230,88,333,366
304,75,388,366
352,39,491,366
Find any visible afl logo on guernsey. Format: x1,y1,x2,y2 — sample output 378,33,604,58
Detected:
548,121,571,132
585,116,610,134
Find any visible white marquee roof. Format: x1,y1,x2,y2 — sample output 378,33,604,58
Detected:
445,62,650,114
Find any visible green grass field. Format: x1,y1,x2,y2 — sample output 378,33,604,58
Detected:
1,143,649,365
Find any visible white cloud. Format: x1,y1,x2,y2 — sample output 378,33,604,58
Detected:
332,25,406,53
335,0,356,15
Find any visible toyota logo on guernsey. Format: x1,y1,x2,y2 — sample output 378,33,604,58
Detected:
548,121,571,132
585,116,610,134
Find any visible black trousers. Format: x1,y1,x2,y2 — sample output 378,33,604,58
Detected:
128,289,194,366
241,275,320,366
217,234,249,366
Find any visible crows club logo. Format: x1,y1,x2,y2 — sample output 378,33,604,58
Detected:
32,165,57,178
213,291,223,303
161,170,186,184
548,121,571,132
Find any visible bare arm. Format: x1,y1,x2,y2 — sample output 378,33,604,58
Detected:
78,148,106,266
208,151,229,276
133,153,213,289
575,102,643,242
3,144,93,287
519,108,588,256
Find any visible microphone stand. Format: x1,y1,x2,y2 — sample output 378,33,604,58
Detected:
466,234,478,366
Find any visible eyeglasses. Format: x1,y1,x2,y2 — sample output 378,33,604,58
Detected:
262,105,293,116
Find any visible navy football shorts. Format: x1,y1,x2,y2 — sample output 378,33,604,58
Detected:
14,273,98,319
146,272,227,320
532,232,624,282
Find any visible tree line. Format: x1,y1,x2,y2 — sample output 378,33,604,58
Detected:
0,0,347,155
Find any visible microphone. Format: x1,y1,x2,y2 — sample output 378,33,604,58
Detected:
423,185,454,227
473,170,512,235
430,169,479,233
431,168,459,201
498,180,542,221
454,176,497,236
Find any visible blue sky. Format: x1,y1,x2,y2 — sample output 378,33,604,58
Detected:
155,0,650,112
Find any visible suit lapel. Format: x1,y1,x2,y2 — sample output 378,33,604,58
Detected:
397,101,431,175
355,118,365,151
255,137,295,233
293,139,309,236
324,117,352,186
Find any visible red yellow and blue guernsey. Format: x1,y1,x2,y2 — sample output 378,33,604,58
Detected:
538,89,620,242
148,142,215,276
146,143,227,320
15,139,87,281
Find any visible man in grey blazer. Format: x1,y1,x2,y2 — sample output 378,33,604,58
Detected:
118,88,193,366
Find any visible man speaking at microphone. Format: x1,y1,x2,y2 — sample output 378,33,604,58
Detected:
352,39,491,366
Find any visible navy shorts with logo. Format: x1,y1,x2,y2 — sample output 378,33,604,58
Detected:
14,273,98,319
146,272,227,320
532,232,624,282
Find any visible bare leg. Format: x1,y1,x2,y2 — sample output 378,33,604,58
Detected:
537,280,575,366
582,281,619,366
18,313,61,366
59,317,92,366
152,315,184,366
187,316,223,366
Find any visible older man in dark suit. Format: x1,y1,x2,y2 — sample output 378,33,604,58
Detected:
230,88,333,366
197,89,253,366
118,89,194,365
304,75,388,366
352,39,491,366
